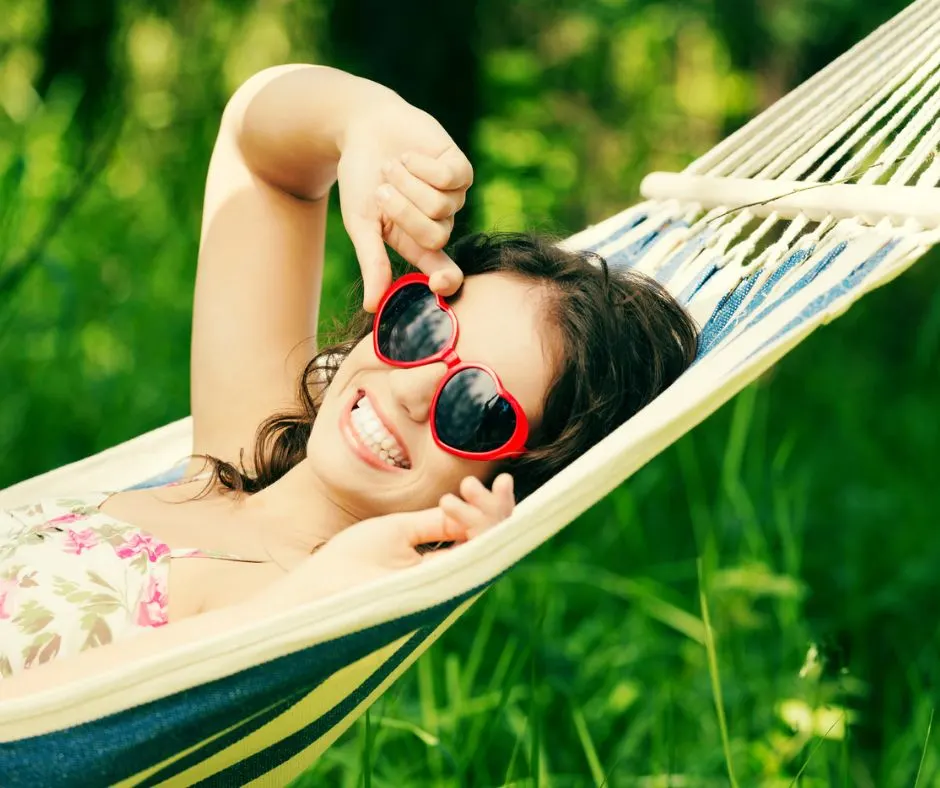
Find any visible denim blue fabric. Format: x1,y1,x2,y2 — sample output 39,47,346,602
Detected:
607,219,688,270
679,261,720,306
582,212,649,253
697,269,761,355
692,244,847,363
739,239,900,366
0,584,487,787
654,231,708,286
694,247,812,357
741,242,848,333
124,465,188,490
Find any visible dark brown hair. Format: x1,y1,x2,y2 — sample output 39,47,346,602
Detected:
200,232,698,501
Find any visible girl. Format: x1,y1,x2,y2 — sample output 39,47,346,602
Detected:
0,66,698,699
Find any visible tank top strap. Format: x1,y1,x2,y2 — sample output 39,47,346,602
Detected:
169,547,267,564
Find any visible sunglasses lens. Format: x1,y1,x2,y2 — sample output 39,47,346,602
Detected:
377,283,453,362
435,368,517,454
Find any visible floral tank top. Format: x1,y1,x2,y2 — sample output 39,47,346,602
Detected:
0,489,261,678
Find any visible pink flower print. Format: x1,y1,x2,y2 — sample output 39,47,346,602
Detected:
114,532,170,562
46,512,86,526
63,528,100,555
0,578,17,620
136,575,168,628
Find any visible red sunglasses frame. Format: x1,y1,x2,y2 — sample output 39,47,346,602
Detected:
372,272,529,461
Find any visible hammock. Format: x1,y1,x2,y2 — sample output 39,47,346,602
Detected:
2,1,939,783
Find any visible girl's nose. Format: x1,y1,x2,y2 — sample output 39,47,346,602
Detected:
388,363,449,423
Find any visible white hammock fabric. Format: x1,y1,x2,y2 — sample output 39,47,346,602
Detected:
1,1,939,784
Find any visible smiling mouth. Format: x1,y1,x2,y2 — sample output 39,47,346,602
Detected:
348,390,411,470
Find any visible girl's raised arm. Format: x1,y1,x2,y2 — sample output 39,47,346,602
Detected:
190,66,361,470
189,65,471,471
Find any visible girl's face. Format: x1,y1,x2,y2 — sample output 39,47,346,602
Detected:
305,272,558,520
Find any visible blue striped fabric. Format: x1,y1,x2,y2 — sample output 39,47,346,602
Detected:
583,213,899,370
697,268,761,354
678,261,720,305
607,219,687,269
124,465,188,490
694,247,812,356
0,585,484,787
739,239,900,366
653,230,708,285
582,212,649,253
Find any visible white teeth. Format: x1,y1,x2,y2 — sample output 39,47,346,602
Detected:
352,394,408,468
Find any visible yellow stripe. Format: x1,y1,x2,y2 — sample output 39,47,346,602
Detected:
115,596,478,787
111,635,407,787
244,596,478,788
111,697,293,788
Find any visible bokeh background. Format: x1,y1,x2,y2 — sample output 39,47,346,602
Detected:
2,0,939,784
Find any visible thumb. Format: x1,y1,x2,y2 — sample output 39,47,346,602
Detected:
400,507,468,547
345,217,392,312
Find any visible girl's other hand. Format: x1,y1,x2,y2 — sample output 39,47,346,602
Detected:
337,97,472,311
269,474,514,605
438,473,514,539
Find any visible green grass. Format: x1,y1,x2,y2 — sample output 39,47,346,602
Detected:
295,261,940,785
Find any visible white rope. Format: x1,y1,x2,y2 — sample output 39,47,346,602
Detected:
916,146,940,186
798,50,940,184
779,42,940,182
689,0,940,177
880,84,940,184
744,14,940,180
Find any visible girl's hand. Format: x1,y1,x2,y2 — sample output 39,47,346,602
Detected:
268,474,515,604
337,93,473,311
437,473,515,543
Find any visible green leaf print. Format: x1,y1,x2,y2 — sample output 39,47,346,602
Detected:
52,577,80,597
14,600,53,635
96,523,128,541
53,576,95,604
0,655,13,678
57,498,99,516
18,531,47,548
38,634,61,665
86,570,117,591
19,571,38,588
81,615,113,649
83,592,122,616
22,631,54,669
130,552,150,573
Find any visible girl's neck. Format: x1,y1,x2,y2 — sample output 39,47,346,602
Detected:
236,459,358,558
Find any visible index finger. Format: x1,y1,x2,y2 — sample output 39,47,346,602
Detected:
384,225,464,296
402,147,474,191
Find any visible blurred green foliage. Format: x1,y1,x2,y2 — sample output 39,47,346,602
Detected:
2,0,939,784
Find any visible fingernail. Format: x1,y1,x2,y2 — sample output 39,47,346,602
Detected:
377,184,393,202
401,152,412,167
